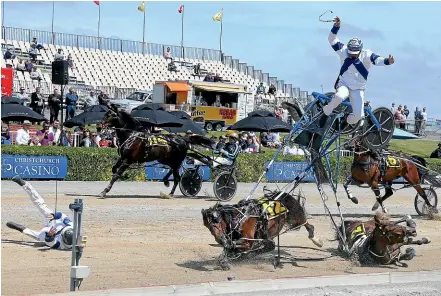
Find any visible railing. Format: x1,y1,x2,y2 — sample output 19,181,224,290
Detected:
2,25,308,101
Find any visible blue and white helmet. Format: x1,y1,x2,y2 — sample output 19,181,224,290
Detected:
347,38,363,54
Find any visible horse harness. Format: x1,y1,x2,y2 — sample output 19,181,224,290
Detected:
353,149,401,183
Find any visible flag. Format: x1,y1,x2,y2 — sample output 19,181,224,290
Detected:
212,9,223,21
138,1,145,12
178,4,184,13
93,1,99,5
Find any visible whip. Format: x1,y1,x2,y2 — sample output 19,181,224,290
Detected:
319,10,335,22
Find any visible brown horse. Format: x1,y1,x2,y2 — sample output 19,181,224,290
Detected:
338,212,430,266
98,106,214,198
343,136,438,214
201,190,323,269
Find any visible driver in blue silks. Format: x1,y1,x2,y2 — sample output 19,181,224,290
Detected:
213,133,240,167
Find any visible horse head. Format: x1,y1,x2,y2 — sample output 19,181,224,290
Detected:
102,105,121,128
201,203,229,246
373,212,417,245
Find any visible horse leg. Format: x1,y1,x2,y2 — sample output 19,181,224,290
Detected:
169,168,180,197
304,222,323,247
371,181,389,213
343,176,359,204
99,161,130,198
162,169,173,188
112,158,122,174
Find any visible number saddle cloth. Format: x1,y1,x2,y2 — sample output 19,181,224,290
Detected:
147,135,169,146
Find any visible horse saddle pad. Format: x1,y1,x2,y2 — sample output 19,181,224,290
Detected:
148,136,168,146
257,197,287,219
385,156,400,168
349,223,367,243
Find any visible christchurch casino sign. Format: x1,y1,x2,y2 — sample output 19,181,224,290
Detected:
1,155,68,179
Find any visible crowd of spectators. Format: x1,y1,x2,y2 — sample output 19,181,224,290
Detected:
391,102,427,136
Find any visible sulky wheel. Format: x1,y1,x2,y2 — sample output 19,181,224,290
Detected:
213,171,237,202
361,107,395,150
414,187,438,216
179,168,202,197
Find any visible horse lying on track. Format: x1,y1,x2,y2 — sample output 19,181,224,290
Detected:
201,190,323,270
98,106,214,198
343,136,438,214
338,212,430,267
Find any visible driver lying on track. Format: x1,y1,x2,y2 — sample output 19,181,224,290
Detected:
193,133,240,168
5,175,74,250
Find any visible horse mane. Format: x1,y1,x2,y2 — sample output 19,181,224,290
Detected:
118,110,144,131
374,211,391,226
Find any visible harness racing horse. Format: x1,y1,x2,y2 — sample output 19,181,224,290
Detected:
98,106,214,198
343,136,438,214
338,212,430,267
201,190,323,270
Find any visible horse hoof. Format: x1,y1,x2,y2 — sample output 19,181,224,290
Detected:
311,237,323,248
372,201,380,211
164,181,170,188
160,192,173,199
98,192,107,199
350,197,359,204
422,237,430,244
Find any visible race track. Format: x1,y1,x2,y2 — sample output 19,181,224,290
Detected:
2,180,441,296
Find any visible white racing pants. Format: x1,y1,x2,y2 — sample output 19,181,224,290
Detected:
21,181,53,240
323,83,365,125
194,156,233,168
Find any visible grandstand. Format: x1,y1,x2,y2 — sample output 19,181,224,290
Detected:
1,26,313,106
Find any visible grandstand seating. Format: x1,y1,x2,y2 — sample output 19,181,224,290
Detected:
1,26,311,105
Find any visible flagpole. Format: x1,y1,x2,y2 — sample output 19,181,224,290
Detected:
2,1,5,28
181,6,184,59
97,4,101,49
219,9,223,53
51,1,55,44
142,7,146,46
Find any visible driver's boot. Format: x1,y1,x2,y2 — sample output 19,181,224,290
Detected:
400,247,416,261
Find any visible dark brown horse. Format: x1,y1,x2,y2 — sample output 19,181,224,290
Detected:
338,212,430,266
98,106,214,198
201,190,323,269
343,136,438,214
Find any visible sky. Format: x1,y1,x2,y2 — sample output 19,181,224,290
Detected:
2,1,441,118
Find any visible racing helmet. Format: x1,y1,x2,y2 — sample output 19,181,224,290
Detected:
228,132,239,140
347,38,363,54
61,226,74,246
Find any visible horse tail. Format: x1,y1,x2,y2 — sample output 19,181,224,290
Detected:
185,134,215,149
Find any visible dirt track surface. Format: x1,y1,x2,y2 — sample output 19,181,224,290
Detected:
2,181,441,296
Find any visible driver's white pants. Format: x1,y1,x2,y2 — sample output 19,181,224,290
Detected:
21,181,53,226
212,157,233,168
323,85,365,125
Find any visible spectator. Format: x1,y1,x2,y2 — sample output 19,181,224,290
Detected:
5,60,13,69
394,105,403,127
414,107,423,135
67,54,75,69
1,120,11,144
30,67,42,82
30,87,44,115
275,108,282,120
421,107,427,136
268,84,276,96
216,135,226,150
54,48,64,61
15,121,32,145
36,123,55,146
65,87,78,120
210,136,218,150
213,73,222,82
48,120,61,145
17,87,30,106
399,109,406,129
390,103,396,113
3,47,15,60
98,91,109,105
283,142,299,155
80,129,97,147
243,136,259,153
48,89,61,123
32,37,45,51
403,105,410,118
90,132,100,147
168,60,178,72
193,63,201,76
28,44,38,62
256,83,265,94
84,90,97,109
15,59,26,74
164,47,173,61
25,60,34,72
430,143,441,159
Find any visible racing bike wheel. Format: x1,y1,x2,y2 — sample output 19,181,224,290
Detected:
362,107,395,150
179,168,202,197
213,171,237,202
414,187,438,216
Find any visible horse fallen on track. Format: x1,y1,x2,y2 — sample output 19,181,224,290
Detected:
338,212,430,267
201,190,323,270
99,106,214,198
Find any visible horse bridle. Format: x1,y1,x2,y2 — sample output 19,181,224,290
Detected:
368,223,410,264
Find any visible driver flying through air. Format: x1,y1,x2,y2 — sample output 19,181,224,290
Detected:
323,16,395,126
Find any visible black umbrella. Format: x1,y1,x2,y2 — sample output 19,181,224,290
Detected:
1,101,46,122
164,112,206,135
132,103,166,111
1,96,22,104
130,108,184,127
63,105,109,127
227,113,292,132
